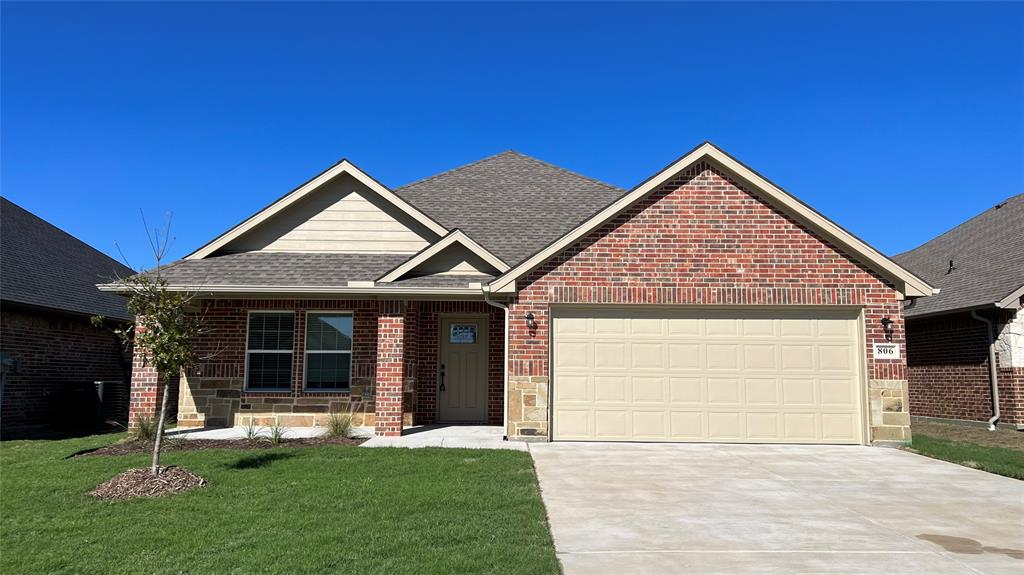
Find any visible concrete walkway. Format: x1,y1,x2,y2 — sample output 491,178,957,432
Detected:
530,442,1024,575
361,425,527,451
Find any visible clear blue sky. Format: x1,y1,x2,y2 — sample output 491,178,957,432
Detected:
3,1,1022,269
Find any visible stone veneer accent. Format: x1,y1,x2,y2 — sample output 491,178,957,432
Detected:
504,161,911,444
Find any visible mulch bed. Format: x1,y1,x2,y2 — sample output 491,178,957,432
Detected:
75,436,367,458
90,467,207,500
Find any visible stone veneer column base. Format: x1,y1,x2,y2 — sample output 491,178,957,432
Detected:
869,379,911,444
507,376,549,439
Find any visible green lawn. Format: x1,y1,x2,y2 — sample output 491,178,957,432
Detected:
909,432,1024,480
0,434,559,574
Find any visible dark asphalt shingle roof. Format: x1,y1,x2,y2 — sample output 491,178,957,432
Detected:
395,151,626,265
893,194,1024,318
379,273,495,288
152,252,411,287
1,197,134,320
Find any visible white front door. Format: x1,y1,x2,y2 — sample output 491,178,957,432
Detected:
439,316,489,422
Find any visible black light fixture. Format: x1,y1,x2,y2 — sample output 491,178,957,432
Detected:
524,312,537,331
880,317,895,341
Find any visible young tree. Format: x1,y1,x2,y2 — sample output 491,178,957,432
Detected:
95,212,207,476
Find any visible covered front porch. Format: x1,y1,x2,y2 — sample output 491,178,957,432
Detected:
128,298,508,438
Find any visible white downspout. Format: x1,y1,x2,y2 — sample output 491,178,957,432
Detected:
971,310,1001,431
483,286,510,440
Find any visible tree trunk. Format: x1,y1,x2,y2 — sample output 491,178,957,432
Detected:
151,380,171,476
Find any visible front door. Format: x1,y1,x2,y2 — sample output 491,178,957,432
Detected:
439,316,489,422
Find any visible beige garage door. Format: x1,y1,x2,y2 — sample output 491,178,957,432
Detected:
552,308,865,444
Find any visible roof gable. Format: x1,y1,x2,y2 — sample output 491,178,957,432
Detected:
187,159,448,260
395,151,625,265
0,197,133,320
377,229,509,283
488,142,935,299
894,193,1024,317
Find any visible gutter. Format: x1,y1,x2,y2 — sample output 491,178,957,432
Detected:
482,286,510,441
97,283,486,297
971,310,1001,431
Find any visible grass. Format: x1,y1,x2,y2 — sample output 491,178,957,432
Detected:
908,421,1024,480
0,434,559,574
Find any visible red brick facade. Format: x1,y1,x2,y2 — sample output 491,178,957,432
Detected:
506,161,909,441
2,308,131,437
132,299,504,432
906,311,1024,426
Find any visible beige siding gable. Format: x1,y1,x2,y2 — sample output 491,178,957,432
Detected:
401,243,501,277
218,173,436,255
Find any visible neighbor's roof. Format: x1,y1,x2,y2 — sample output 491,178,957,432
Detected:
0,197,134,320
893,193,1024,318
395,151,626,265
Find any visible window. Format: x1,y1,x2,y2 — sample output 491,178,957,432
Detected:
449,323,477,344
304,312,353,391
245,312,295,391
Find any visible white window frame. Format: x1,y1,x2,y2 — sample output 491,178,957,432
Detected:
244,310,296,392
303,311,354,392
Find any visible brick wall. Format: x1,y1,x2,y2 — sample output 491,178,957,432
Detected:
1,308,131,437
138,298,503,431
906,310,1024,426
506,161,909,442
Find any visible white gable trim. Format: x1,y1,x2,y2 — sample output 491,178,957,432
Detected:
490,142,936,298
378,229,509,283
186,159,449,260
998,285,1024,310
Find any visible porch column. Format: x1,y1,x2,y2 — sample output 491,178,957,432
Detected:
374,301,406,437
127,327,162,428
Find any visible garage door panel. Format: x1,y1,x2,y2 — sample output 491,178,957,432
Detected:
631,376,666,402
632,410,667,438
746,412,781,439
630,342,665,369
744,378,779,405
552,308,863,444
556,375,590,402
707,378,741,404
706,345,740,370
594,342,626,368
594,410,628,438
670,377,702,403
670,411,705,439
668,343,701,369
555,341,590,369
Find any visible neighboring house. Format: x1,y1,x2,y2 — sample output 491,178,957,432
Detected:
893,194,1024,429
106,142,936,445
0,197,135,438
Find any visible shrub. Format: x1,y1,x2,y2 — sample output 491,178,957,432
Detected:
242,421,264,441
325,413,353,439
131,416,159,442
263,425,288,444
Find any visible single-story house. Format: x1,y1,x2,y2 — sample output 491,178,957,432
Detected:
106,142,937,444
0,197,135,438
893,194,1023,430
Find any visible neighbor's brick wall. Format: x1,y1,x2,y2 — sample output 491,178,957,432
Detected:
506,161,909,442
906,310,1024,426
1,309,131,437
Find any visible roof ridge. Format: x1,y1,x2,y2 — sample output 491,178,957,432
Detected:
395,150,519,191
395,150,624,193
893,193,1024,259
503,150,624,193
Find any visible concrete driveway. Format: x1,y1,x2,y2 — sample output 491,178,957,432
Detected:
529,443,1024,574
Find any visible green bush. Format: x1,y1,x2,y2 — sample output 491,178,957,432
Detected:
325,413,353,439
131,416,159,442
